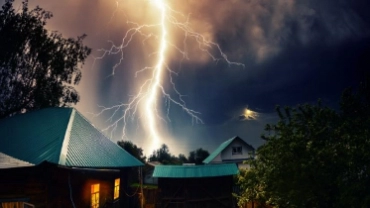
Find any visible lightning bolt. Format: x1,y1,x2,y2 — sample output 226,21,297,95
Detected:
94,0,244,154
145,0,167,152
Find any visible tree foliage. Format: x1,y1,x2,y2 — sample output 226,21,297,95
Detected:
117,140,146,163
188,148,210,165
148,144,210,165
148,144,180,165
236,80,370,208
178,153,188,164
0,0,91,118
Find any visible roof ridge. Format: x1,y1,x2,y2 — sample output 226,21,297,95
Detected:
71,109,144,165
73,109,112,140
65,109,144,167
58,108,75,165
0,107,144,168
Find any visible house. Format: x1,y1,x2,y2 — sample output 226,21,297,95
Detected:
0,107,144,208
203,136,255,169
153,163,239,208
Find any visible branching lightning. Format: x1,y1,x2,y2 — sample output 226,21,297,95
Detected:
145,0,167,152
94,0,244,153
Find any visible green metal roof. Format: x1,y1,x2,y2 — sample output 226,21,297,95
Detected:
0,152,34,168
0,107,143,168
153,163,238,178
203,136,235,164
203,136,254,164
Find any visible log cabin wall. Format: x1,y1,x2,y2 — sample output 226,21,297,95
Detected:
0,163,130,208
0,164,49,207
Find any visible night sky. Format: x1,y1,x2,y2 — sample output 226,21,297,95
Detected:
4,0,370,156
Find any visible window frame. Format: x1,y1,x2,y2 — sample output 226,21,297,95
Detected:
113,178,120,200
91,183,100,208
232,146,243,155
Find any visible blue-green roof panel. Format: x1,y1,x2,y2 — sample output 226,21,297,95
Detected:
66,111,143,167
153,163,238,178
203,136,236,164
0,107,143,168
0,108,72,165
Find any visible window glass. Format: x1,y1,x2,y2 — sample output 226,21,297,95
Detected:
114,178,120,200
91,183,100,208
232,146,242,155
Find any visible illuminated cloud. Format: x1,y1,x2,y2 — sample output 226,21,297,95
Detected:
239,107,259,121
3,0,369,155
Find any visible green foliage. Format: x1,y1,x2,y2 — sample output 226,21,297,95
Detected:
149,144,182,165
187,148,210,164
236,80,370,208
178,153,188,163
117,140,146,163
118,140,148,185
0,0,91,118
148,144,210,165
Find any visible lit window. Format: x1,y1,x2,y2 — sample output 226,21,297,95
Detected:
114,178,120,200
91,183,100,208
232,146,242,155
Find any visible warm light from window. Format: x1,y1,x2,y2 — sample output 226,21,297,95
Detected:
91,183,100,208
114,178,120,200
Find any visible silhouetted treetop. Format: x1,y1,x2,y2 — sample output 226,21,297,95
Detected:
0,0,91,118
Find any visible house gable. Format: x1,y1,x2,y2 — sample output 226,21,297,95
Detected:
220,137,255,161
203,136,255,164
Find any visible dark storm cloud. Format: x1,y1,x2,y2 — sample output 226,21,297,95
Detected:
170,0,370,127
183,38,370,125
2,0,370,154
194,0,370,59
166,0,370,154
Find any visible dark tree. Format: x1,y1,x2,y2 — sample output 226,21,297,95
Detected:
178,154,188,164
149,144,171,164
188,148,209,165
0,0,91,118
117,140,146,163
236,79,370,208
148,144,181,165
